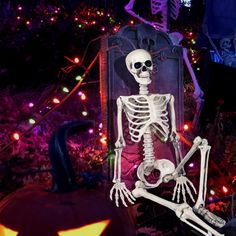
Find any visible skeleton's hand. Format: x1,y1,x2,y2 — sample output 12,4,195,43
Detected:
110,181,136,207
172,176,197,203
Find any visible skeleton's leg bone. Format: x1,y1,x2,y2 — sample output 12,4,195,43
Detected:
133,185,224,236
180,207,224,236
194,139,210,208
132,183,179,212
193,139,226,228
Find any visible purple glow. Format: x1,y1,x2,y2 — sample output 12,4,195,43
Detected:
208,197,213,201
88,128,94,134
29,102,34,108
189,162,194,168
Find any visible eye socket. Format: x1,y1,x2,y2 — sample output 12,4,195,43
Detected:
134,62,142,69
145,60,152,67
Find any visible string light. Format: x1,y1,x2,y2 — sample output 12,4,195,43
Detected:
73,57,80,64
82,111,88,116
210,189,215,195
183,124,189,131
12,132,20,141
29,118,36,124
75,75,82,81
62,87,69,93
28,102,34,108
52,98,60,104
88,128,94,134
188,162,194,168
80,93,87,101
222,186,228,193
100,135,107,145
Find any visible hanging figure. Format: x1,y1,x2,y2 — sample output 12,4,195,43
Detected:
125,0,204,128
110,49,226,236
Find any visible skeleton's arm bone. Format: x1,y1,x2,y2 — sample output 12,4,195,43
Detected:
183,48,204,99
164,137,202,182
124,0,161,27
113,97,126,183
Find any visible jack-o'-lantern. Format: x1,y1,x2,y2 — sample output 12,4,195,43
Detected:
0,121,136,236
0,184,136,236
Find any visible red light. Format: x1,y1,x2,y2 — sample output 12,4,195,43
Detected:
74,57,80,64
183,124,189,131
53,98,60,104
113,27,119,33
12,132,20,141
81,94,86,101
26,21,30,25
130,20,134,25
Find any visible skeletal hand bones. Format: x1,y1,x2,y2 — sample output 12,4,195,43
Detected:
172,176,197,203
110,181,136,207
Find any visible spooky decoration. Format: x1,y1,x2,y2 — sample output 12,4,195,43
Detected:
125,0,180,32
125,1,204,127
110,49,226,236
169,32,204,127
0,121,136,236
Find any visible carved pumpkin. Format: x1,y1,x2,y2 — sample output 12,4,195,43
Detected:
0,121,136,236
0,184,136,236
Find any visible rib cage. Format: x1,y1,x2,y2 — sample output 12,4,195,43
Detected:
122,94,170,143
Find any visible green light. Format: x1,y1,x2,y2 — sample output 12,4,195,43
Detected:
62,87,69,93
29,118,36,124
75,75,82,81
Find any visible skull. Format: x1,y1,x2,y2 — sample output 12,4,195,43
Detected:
125,49,153,85
220,38,231,51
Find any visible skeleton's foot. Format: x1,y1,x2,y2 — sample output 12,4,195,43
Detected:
193,206,226,228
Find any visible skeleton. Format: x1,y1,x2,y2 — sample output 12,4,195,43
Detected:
125,0,204,128
110,49,226,236
124,0,180,32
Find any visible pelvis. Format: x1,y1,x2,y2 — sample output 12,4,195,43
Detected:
137,159,175,188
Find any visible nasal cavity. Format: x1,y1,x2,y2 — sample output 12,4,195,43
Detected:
142,66,147,72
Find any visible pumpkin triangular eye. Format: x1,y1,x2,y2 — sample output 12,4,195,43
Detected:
0,224,18,236
58,219,110,236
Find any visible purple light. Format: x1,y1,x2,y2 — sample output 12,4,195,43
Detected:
28,102,34,108
189,163,194,168
88,128,94,134
99,123,103,129
208,197,213,202
134,164,138,169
